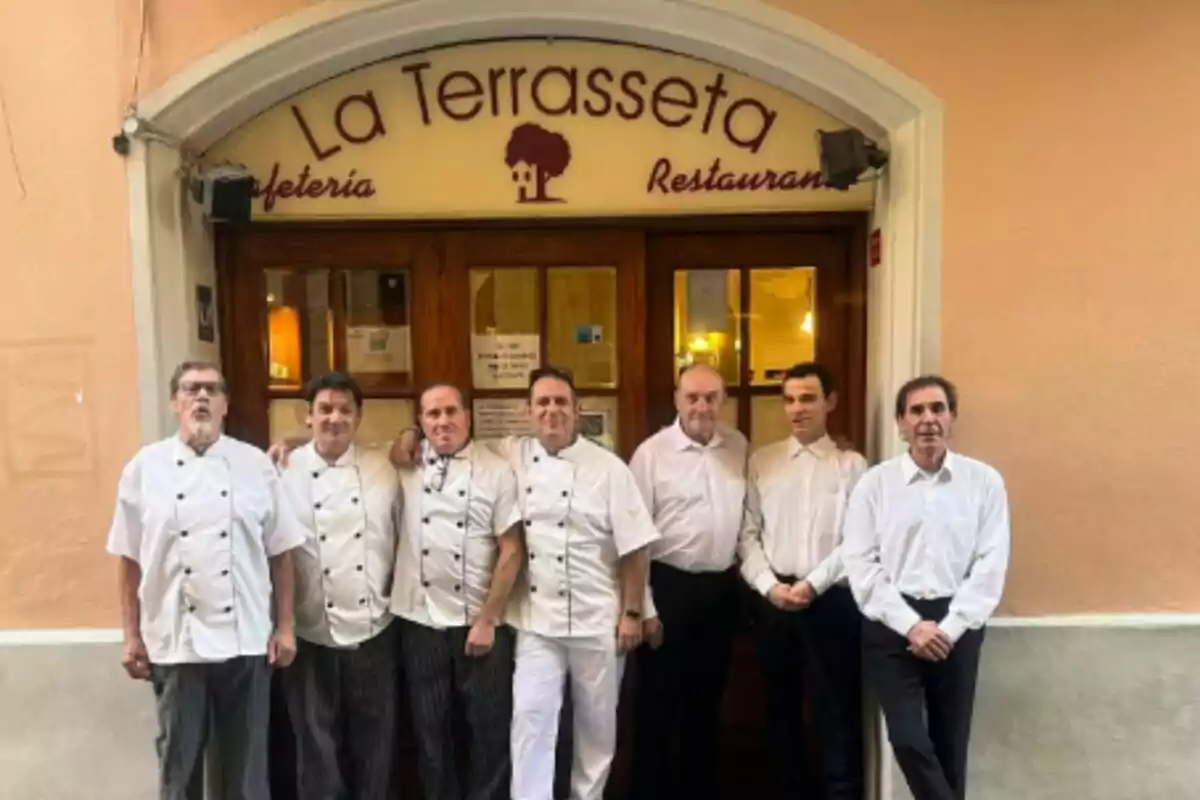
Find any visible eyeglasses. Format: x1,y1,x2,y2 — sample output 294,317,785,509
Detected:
178,381,225,397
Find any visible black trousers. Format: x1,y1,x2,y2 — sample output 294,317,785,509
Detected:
399,618,515,800
282,625,399,800
630,562,739,800
863,597,984,800
754,581,865,800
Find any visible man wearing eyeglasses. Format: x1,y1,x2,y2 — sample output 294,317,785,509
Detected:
391,382,525,800
277,372,401,800
106,360,304,800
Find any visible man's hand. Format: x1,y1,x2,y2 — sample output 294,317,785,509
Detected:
788,580,816,609
268,627,297,668
768,583,804,611
643,616,664,650
389,427,420,470
907,621,952,661
465,618,496,657
617,615,644,654
121,636,151,681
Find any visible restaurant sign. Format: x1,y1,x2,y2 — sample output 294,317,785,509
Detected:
202,40,873,218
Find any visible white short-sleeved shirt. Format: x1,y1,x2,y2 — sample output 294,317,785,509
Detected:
488,435,661,639
280,442,398,648
628,421,747,573
106,435,306,665
391,440,521,629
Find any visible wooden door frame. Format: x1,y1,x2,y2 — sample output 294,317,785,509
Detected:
216,228,440,445
215,213,866,452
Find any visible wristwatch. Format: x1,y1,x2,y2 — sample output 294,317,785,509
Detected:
624,609,642,620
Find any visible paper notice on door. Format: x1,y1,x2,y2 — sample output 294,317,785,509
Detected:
472,398,531,440
346,326,411,374
471,334,540,389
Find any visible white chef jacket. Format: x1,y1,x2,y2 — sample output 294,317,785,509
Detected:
628,420,747,573
280,442,398,648
106,435,306,665
391,440,521,629
842,450,1011,643
489,435,661,639
739,434,867,597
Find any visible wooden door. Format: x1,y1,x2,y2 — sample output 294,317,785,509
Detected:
218,227,445,798
642,228,867,796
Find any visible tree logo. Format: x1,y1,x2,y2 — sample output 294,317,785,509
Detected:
505,123,571,203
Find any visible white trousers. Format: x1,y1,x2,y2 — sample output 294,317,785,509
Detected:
510,631,625,800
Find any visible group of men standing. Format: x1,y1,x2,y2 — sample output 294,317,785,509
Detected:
108,356,1009,800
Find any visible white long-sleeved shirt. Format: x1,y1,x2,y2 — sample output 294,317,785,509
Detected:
738,434,867,596
842,450,1011,642
628,421,747,573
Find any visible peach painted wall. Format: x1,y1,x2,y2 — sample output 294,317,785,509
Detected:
1,0,1198,626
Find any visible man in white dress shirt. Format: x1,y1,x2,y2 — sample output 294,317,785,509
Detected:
739,362,868,800
843,375,1010,800
505,366,660,800
392,382,524,800
278,372,400,799
106,360,304,800
627,364,747,800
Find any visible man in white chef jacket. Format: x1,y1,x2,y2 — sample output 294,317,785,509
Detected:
739,362,869,800
278,372,400,800
391,382,524,800
843,375,1010,800
500,366,660,800
626,364,747,800
106,360,304,800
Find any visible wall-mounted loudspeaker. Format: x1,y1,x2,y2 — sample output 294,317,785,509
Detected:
189,165,255,224
818,129,889,190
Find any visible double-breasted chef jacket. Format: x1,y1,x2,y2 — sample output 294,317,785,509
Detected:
391,439,521,628
106,435,307,664
280,442,399,647
492,435,661,638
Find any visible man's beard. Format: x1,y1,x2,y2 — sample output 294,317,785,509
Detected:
187,418,218,446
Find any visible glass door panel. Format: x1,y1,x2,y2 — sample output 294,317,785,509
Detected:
646,229,865,453
448,231,643,459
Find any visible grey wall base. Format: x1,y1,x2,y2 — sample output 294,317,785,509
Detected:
887,626,1199,800
2,626,1197,799
0,643,157,799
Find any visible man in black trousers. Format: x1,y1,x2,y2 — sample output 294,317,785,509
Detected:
843,375,1010,800
738,362,869,799
627,364,748,800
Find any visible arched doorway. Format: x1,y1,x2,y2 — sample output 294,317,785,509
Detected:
121,3,943,797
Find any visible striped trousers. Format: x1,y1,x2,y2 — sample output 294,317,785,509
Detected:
150,656,272,800
400,618,515,800
282,624,398,800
